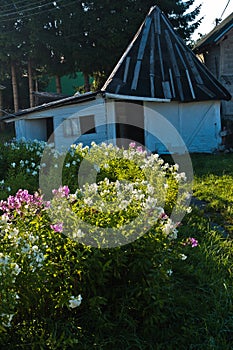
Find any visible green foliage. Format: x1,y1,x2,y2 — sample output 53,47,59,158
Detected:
191,153,233,236
0,141,232,349
0,0,202,111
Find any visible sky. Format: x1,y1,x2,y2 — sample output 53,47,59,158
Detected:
191,0,233,40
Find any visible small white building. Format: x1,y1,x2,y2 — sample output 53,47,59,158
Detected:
5,6,231,153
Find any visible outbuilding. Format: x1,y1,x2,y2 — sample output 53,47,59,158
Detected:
4,6,231,153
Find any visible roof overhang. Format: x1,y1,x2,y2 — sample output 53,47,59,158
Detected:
104,92,171,102
3,91,100,123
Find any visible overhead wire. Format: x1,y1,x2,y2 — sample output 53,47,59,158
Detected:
0,0,63,18
220,0,231,19
0,0,77,22
0,0,51,12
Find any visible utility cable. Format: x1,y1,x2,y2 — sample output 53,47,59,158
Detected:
0,0,76,22
0,0,63,18
220,0,231,19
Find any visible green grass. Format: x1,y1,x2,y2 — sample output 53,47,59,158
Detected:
190,153,233,236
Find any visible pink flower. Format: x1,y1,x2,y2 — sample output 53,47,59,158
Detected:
185,237,198,247
52,186,70,198
50,222,63,233
129,142,136,148
136,146,143,153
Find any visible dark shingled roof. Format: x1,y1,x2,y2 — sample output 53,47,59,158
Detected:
102,6,231,102
194,12,233,51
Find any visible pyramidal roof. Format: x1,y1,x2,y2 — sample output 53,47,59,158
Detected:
102,6,231,102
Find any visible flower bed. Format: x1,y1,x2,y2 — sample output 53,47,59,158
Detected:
0,140,232,349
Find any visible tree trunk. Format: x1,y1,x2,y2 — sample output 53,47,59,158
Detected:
83,72,90,92
28,59,34,108
11,61,19,112
0,90,3,117
55,75,62,94
0,90,4,131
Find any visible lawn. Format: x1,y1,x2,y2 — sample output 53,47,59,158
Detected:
191,153,233,237
0,140,232,350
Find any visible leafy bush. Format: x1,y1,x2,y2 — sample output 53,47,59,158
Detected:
0,141,232,349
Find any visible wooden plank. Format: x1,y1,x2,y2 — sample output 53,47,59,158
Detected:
165,30,180,77
157,34,165,80
165,30,184,100
162,81,172,99
197,84,215,98
154,8,161,34
131,60,142,90
115,84,121,94
169,69,176,98
131,16,152,90
150,28,155,97
150,75,155,97
186,69,196,99
123,56,131,83
175,43,187,68
137,16,152,60
174,43,196,99
185,52,204,85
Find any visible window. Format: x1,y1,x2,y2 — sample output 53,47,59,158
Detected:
80,115,96,135
63,115,96,137
63,118,80,137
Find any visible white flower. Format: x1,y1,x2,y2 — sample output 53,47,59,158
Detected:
21,244,30,253
1,313,14,327
32,171,37,176
31,245,39,252
11,162,16,168
186,206,192,214
68,295,82,308
180,254,187,260
169,228,178,240
84,197,93,206
162,219,173,235
167,269,173,276
65,163,70,168
13,263,21,275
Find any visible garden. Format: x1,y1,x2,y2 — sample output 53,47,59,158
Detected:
0,138,232,350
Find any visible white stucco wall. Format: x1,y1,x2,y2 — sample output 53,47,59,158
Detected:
15,96,222,154
14,96,108,151
144,101,221,153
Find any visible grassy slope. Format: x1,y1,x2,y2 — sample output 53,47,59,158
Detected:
191,153,233,236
